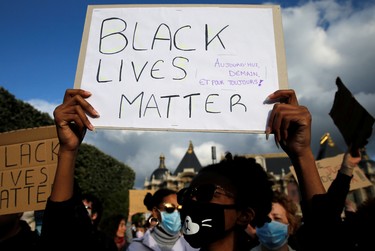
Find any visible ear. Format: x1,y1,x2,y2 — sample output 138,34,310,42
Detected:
152,207,161,220
237,208,255,227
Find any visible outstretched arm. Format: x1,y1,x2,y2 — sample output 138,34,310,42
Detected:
266,89,325,217
51,89,99,202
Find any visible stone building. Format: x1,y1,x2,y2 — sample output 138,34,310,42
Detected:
143,141,202,191
143,134,375,208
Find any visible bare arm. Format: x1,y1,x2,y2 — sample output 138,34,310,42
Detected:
266,89,325,214
50,89,99,202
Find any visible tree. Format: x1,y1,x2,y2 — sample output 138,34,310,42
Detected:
0,86,135,218
0,86,54,132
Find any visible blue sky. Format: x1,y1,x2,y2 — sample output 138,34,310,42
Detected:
1,0,375,188
0,0,302,103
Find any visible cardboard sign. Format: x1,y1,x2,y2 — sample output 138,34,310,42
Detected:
0,126,58,215
129,189,155,214
290,153,372,192
74,4,288,132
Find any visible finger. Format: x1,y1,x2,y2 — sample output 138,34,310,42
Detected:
264,89,299,106
280,114,291,143
55,96,98,131
268,103,281,146
64,103,95,131
267,104,304,143
71,94,100,119
63,89,92,103
278,107,306,140
65,93,99,125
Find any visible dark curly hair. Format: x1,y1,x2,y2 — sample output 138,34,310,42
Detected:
197,153,273,228
143,188,177,211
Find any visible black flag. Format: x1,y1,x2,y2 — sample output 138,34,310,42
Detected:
329,77,374,151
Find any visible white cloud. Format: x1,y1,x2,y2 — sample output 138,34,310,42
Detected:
31,0,375,188
26,99,57,118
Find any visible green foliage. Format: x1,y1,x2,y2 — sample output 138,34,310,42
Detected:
0,86,54,132
76,144,135,220
0,86,136,220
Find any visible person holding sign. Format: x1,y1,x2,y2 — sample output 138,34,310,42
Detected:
176,89,326,251
42,88,326,251
39,89,117,251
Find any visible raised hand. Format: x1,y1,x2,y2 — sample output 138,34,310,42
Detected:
53,89,99,152
266,89,311,157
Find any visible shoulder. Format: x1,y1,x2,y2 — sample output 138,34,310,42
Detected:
174,235,199,251
127,239,151,251
288,245,296,251
250,244,262,251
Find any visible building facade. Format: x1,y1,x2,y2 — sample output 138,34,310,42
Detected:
143,134,375,209
143,141,202,191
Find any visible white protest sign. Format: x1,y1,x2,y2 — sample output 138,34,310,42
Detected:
75,4,288,132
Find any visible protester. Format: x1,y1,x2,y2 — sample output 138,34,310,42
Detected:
144,214,158,231
44,88,335,251
81,193,104,229
251,190,301,251
178,153,273,251
134,224,145,238
0,212,40,251
127,188,198,251
295,149,374,251
347,196,375,251
39,89,118,251
101,214,129,251
177,89,328,251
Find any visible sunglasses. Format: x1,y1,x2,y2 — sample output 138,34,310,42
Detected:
161,203,183,214
177,184,235,205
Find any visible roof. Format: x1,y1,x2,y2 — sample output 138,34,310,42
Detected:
245,152,292,175
150,154,171,180
316,133,344,160
173,141,202,175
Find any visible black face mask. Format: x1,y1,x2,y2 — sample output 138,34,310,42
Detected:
180,200,236,248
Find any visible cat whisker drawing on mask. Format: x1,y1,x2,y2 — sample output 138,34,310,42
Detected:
177,153,274,251
174,89,323,251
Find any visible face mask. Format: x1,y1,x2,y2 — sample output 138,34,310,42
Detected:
136,230,144,238
256,220,289,250
180,200,236,248
160,210,182,235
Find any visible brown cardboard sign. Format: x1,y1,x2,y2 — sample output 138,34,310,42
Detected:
0,126,58,215
128,189,155,214
290,153,372,192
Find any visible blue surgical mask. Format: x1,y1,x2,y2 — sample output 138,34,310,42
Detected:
256,220,289,250
160,210,182,235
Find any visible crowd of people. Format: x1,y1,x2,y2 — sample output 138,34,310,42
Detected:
1,88,374,251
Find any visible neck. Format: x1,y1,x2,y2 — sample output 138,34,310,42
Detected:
206,231,235,251
262,243,289,251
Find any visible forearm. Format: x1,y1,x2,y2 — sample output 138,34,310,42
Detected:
50,148,78,202
339,152,357,177
289,148,325,213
